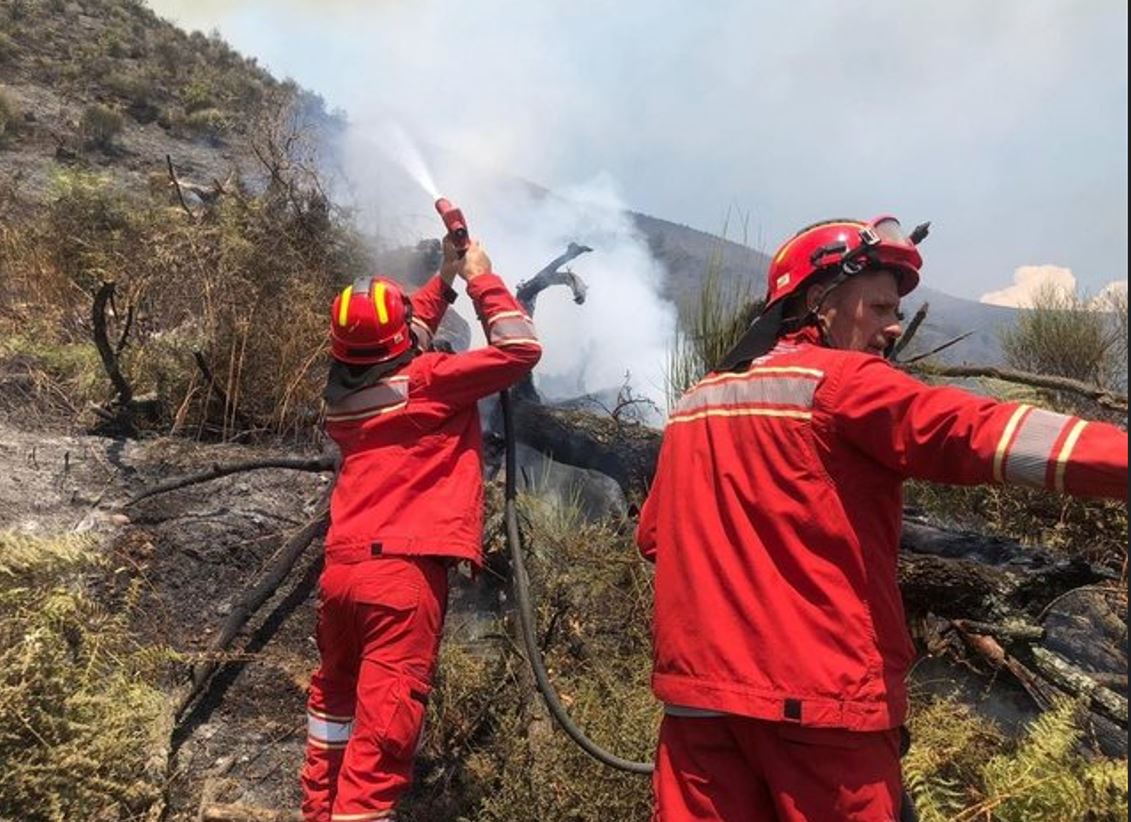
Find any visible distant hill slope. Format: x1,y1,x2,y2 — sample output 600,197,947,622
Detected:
0,0,335,200
630,211,1017,366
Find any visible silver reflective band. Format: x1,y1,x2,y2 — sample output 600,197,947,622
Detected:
487,311,538,346
308,713,353,744
411,317,434,351
1003,408,1074,489
669,367,824,425
325,377,410,423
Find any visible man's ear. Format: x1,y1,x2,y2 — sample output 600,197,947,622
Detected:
805,283,828,313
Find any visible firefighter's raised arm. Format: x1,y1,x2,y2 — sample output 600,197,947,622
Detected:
425,240,542,408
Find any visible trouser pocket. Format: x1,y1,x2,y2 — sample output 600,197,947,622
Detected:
376,676,429,761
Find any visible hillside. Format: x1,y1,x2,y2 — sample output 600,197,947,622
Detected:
0,0,336,202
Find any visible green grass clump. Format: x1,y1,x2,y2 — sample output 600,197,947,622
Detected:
79,103,124,150
0,531,172,821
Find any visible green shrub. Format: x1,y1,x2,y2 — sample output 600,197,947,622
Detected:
184,105,227,139
906,696,1128,822
1001,281,1125,391
104,68,153,104
79,103,124,149
0,532,171,821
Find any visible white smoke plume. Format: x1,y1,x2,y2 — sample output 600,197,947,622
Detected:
337,125,677,409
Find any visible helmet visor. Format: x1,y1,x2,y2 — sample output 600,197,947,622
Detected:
868,216,914,247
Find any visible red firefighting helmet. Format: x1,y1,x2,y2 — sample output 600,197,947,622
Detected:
329,276,413,365
765,216,924,310
718,216,929,370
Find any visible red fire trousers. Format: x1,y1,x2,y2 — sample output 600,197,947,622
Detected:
652,714,903,822
300,556,449,822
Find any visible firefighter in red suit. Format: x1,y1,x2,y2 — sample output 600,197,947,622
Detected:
637,217,1129,822
301,238,541,821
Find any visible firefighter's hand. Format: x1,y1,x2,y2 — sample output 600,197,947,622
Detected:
458,241,491,282
439,236,460,286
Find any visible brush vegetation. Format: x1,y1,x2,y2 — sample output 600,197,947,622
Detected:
0,129,370,438
0,531,172,821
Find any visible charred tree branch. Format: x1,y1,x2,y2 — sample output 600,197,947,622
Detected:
126,456,335,506
174,491,332,721
93,281,133,406
899,331,976,365
114,302,134,357
891,302,929,361
516,242,592,315
166,154,195,218
908,363,1128,413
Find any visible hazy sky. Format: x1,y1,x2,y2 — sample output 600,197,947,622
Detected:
147,0,1127,302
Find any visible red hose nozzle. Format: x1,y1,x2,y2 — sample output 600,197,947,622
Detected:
435,198,470,253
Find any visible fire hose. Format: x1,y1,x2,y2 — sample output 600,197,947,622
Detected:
499,386,655,775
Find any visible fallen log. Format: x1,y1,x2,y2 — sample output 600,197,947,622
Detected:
909,363,1128,414
1031,646,1129,726
510,396,659,501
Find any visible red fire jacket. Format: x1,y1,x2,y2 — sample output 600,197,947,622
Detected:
637,327,1128,731
324,272,541,567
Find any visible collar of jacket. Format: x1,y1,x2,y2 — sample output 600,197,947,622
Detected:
323,350,415,405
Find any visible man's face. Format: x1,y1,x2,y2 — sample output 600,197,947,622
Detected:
810,269,904,355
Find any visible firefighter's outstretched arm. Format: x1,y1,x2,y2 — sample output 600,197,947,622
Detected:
830,356,1128,500
426,240,542,409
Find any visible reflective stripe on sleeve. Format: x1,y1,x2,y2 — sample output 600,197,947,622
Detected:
330,811,396,821
324,377,409,423
486,311,538,346
1053,419,1089,493
993,404,1032,483
410,317,434,351
1002,408,1075,489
